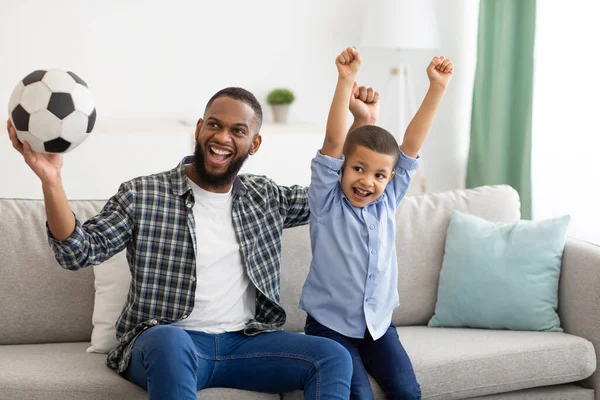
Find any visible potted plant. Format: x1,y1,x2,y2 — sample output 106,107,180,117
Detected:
266,88,295,123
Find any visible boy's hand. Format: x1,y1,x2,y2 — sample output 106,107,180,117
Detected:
336,47,361,81
427,56,454,90
349,82,379,125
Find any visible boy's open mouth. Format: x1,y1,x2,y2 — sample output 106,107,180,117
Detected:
353,187,372,199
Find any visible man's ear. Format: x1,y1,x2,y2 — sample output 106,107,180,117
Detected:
249,133,262,155
195,118,203,141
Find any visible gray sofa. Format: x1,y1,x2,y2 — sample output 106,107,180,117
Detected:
0,185,597,400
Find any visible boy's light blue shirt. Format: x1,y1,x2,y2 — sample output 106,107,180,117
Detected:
299,149,419,340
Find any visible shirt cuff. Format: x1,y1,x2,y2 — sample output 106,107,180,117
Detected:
313,150,345,172
397,149,420,171
46,216,85,251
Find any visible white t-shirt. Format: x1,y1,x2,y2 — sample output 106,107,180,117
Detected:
171,179,256,333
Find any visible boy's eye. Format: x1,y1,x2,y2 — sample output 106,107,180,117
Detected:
376,173,386,179
353,166,363,173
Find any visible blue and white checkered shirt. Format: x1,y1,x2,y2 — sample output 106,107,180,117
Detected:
48,156,310,374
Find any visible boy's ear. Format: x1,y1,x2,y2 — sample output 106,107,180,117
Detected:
388,170,395,182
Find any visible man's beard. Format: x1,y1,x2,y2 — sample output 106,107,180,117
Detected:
193,140,250,188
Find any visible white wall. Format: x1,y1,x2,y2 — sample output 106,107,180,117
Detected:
0,0,479,199
532,0,600,245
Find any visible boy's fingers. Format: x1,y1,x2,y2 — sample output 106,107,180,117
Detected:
366,87,375,103
352,81,359,95
373,92,380,103
358,86,368,101
342,51,351,64
352,47,362,65
336,54,345,65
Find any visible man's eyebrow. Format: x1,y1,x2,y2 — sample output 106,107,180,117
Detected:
205,117,249,130
233,122,249,130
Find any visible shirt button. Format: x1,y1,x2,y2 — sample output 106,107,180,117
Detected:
369,273,375,280
371,249,377,255
182,315,188,319
187,203,193,209
191,276,196,282
150,319,158,325
365,297,372,303
369,224,375,230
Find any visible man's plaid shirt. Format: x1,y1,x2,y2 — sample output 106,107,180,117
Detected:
48,156,310,374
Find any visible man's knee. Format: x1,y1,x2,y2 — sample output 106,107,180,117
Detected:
315,337,353,377
138,325,195,360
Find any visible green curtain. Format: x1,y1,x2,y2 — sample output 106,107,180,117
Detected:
466,0,536,219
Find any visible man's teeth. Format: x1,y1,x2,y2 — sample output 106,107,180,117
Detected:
210,147,232,156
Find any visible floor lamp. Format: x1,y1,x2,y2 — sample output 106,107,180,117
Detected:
360,0,440,193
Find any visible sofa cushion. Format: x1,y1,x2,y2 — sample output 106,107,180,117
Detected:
0,199,102,344
402,326,595,399
279,185,521,332
281,326,595,400
283,384,594,400
0,342,278,400
429,211,569,332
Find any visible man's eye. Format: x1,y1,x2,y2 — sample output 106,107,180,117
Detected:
208,122,218,128
233,129,245,135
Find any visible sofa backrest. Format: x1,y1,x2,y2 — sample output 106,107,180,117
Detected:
280,185,521,331
0,199,107,344
0,185,521,344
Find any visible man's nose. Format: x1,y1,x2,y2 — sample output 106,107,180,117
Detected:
213,128,232,143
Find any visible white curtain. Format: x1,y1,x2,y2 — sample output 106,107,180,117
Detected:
532,0,600,245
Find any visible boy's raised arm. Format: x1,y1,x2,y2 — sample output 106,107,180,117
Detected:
400,56,454,158
321,47,361,159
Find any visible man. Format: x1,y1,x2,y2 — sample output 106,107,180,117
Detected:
6,85,378,399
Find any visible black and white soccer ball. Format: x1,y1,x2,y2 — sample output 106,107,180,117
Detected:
8,69,96,153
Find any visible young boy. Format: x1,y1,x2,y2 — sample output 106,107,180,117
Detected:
300,47,453,399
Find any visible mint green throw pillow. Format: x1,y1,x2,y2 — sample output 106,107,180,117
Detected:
428,211,570,332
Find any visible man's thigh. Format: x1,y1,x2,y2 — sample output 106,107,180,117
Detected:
208,331,345,393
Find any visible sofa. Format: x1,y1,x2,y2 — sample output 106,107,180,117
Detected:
0,184,597,400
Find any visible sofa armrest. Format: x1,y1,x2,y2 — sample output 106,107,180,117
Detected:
558,238,600,397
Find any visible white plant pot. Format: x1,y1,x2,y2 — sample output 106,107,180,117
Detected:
271,104,289,124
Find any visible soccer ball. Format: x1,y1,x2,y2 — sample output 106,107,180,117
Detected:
8,69,96,153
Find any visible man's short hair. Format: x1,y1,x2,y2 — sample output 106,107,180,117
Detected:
205,87,263,129
343,125,400,160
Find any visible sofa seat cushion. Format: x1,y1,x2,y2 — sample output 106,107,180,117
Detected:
0,342,278,400
281,326,596,400
402,327,595,399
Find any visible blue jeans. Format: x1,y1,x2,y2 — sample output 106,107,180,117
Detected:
304,315,421,400
125,325,352,400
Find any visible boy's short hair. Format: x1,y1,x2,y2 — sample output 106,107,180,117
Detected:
343,125,400,160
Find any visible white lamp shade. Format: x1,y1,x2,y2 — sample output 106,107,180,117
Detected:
360,0,440,50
